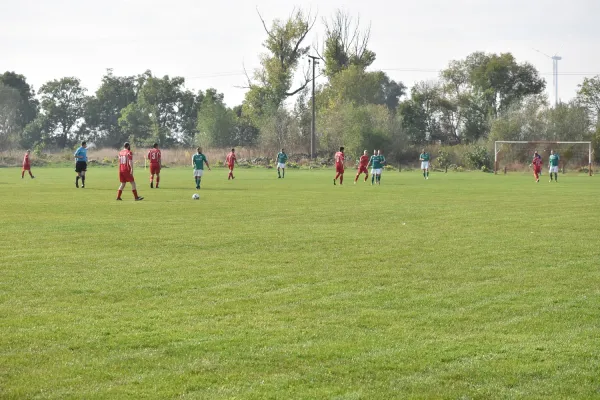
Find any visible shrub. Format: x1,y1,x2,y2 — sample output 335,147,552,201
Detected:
464,145,492,170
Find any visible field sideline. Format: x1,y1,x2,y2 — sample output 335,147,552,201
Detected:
1,167,599,399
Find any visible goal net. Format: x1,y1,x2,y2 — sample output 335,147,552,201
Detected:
494,141,593,176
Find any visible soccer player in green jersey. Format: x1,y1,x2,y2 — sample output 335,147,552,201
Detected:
377,150,386,185
192,147,211,189
368,150,377,185
276,148,288,178
419,149,430,179
548,150,560,182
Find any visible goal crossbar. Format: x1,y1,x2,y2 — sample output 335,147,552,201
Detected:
494,141,593,176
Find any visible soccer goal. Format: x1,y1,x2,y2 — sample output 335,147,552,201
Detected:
494,141,593,176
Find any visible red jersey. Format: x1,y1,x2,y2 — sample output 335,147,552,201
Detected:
23,153,30,168
147,148,161,164
226,152,236,166
119,149,133,173
532,156,542,168
358,155,369,168
335,151,345,166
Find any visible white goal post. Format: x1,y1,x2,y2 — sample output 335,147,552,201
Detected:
494,141,593,176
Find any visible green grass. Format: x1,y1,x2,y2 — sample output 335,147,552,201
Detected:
1,167,599,399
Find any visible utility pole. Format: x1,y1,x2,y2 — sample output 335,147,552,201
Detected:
308,55,319,159
533,48,562,107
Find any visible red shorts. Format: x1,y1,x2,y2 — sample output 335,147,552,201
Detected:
22,166,30,171
534,167,541,173
119,170,134,183
149,163,160,175
228,164,235,170
357,166,368,174
336,165,344,174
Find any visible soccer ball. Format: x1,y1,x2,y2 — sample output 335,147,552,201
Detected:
192,193,200,200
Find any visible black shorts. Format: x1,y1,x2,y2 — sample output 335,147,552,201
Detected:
75,161,87,173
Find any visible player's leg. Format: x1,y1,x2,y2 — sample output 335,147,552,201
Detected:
150,171,154,188
340,172,344,185
21,169,25,179
75,170,80,187
426,168,429,179
117,181,126,200
371,170,375,185
131,180,142,200
155,172,160,188
355,170,360,183
81,170,86,188
277,166,281,178
29,170,34,178
549,169,553,182
554,170,558,182
282,166,285,178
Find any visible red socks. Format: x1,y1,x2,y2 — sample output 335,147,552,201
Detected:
117,190,123,199
133,190,138,198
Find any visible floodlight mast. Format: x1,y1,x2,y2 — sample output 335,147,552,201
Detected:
494,141,593,176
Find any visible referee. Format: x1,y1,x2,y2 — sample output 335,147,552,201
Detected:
74,141,88,188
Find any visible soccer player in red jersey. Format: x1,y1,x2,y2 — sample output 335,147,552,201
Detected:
226,148,238,180
147,143,162,188
354,149,369,184
116,142,143,201
21,150,34,179
532,150,543,182
333,146,345,185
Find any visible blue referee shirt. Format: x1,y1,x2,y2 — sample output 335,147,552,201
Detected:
74,147,87,162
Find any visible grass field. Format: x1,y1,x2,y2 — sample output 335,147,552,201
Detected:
1,166,599,399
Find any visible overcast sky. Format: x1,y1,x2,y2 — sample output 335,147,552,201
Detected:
1,0,599,106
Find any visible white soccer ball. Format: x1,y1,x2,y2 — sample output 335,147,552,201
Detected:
192,193,200,200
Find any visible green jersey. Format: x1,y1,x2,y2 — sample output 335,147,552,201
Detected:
193,153,207,170
369,155,381,169
277,152,288,164
549,154,559,167
420,153,430,162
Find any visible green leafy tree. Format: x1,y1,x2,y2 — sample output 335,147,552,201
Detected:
576,76,600,124
243,8,316,121
196,89,234,147
0,72,38,133
84,69,140,148
0,84,22,147
317,10,376,78
38,77,88,148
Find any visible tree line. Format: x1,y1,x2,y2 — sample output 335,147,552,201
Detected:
1,8,599,162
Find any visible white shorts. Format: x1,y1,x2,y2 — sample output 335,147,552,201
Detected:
370,168,382,175
549,166,558,173
194,169,204,177
277,163,286,169
421,161,429,170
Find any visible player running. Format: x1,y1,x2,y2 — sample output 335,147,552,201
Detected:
532,151,543,182
226,148,238,180
74,141,88,188
116,142,143,201
354,150,369,184
276,149,288,178
333,146,345,185
147,143,162,188
21,150,34,179
548,150,559,182
193,147,211,189
419,149,430,180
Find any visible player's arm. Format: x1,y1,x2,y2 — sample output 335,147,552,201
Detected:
204,158,211,171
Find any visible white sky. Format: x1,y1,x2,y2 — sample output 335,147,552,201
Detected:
1,0,599,107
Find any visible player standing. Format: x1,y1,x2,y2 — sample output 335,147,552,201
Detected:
147,143,162,188
193,147,211,189
548,150,559,182
74,141,88,188
21,150,34,179
276,149,288,178
376,149,386,185
333,146,345,185
354,150,369,184
116,142,143,201
368,150,377,185
532,151,543,183
226,148,238,180
419,149,430,180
